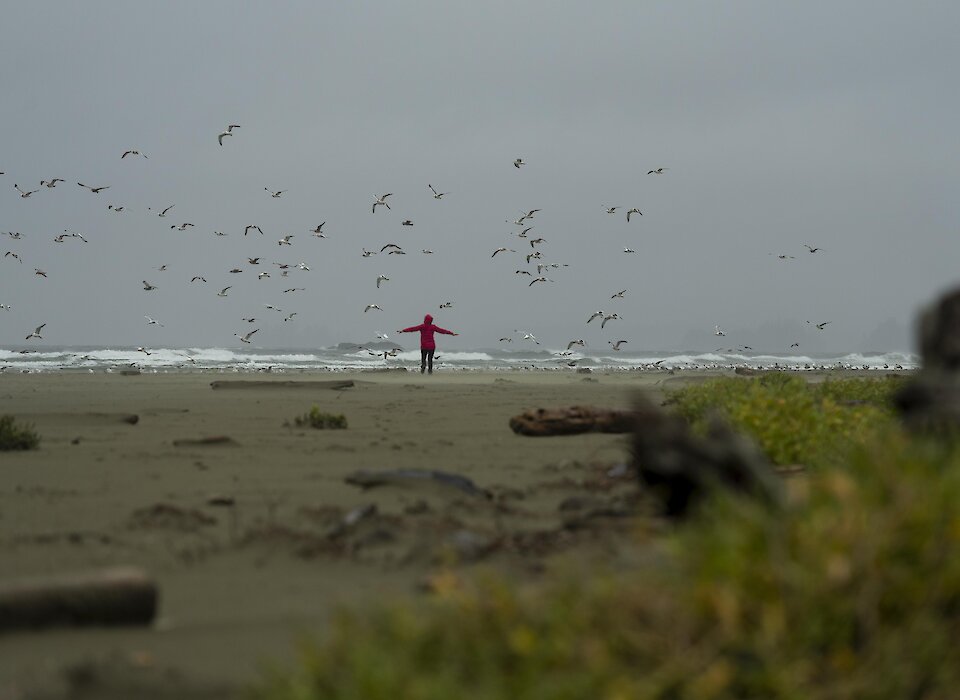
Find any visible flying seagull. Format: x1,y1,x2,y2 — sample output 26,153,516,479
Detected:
815,321,831,330
401,220,413,226
364,304,382,312
144,316,164,327
567,339,585,350
376,275,389,288
148,205,175,217
609,340,628,350
217,286,231,297
601,313,621,329
491,247,514,258
14,184,38,198
587,311,604,324
121,150,148,159
372,193,393,213
623,247,636,254
804,244,823,253
514,158,525,168
626,208,642,222
278,235,293,246
235,329,259,344
25,323,45,340
611,289,626,299
244,224,263,236
647,167,668,175
265,188,285,198
4,251,22,263
439,302,453,309
218,124,240,145
77,183,109,193
714,325,726,337
605,206,619,214
311,223,326,237
428,184,448,199
142,280,157,291
170,223,194,231
40,178,64,188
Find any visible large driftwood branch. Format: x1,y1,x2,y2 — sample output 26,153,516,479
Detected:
210,380,354,390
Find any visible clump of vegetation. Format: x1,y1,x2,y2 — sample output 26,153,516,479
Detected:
664,374,905,466
255,376,960,699
255,432,960,699
290,405,347,430
0,415,40,451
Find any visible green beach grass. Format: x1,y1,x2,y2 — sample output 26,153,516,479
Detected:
253,376,960,700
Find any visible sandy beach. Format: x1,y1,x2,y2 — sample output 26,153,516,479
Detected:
0,368,870,698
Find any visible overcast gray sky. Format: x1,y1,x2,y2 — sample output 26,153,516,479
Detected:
1,1,957,352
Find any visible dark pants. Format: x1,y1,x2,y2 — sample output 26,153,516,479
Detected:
420,348,435,373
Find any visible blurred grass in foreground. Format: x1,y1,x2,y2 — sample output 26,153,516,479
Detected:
254,376,960,700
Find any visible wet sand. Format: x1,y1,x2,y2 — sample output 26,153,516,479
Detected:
0,368,868,698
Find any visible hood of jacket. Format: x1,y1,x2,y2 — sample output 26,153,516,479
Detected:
424,314,433,324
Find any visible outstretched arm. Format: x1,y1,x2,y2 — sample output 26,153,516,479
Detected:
399,324,423,333
435,326,457,336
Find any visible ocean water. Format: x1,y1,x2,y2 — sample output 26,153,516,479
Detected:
0,345,918,373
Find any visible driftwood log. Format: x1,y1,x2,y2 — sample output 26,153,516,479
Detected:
896,286,960,432
509,405,635,436
631,396,781,518
345,469,491,499
0,567,157,631
210,380,354,390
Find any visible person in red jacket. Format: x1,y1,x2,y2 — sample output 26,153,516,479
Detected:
397,313,458,374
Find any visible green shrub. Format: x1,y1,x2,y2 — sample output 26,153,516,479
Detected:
0,415,40,451
664,375,901,466
253,433,960,700
292,406,347,430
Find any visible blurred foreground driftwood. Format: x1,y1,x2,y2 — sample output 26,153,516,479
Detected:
0,567,157,631
509,405,635,436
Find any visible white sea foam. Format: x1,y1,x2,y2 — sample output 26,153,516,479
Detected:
0,345,920,373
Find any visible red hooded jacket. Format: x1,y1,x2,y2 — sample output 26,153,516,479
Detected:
401,314,454,350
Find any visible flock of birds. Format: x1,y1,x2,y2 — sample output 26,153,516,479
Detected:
2,124,834,370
